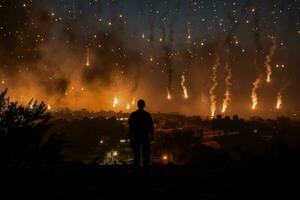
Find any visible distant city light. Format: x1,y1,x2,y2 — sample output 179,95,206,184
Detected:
113,151,118,156
162,154,168,161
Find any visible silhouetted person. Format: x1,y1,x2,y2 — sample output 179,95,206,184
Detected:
128,99,154,172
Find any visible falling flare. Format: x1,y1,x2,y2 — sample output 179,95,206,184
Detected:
222,91,230,113
276,92,282,109
251,76,261,110
86,48,90,67
181,72,189,99
131,98,135,105
186,22,192,56
187,21,192,40
167,89,172,100
47,104,52,110
222,63,232,113
209,55,219,118
126,103,130,110
265,38,277,83
112,97,119,108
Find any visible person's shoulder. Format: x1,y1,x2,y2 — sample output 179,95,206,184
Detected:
144,111,152,116
129,111,137,117
130,111,138,115
131,110,143,116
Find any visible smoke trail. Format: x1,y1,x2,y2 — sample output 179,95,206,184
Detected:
221,62,232,113
218,0,246,115
147,1,157,48
181,72,189,99
253,6,263,55
159,1,170,44
224,0,252,46
209,55,220,118
181,0,193,98
186,0,193,45
251,5,263,111
275,75,290,111
166,47,173,100
167,88,172,100
159,1,176,101
276,91,282,109
169,0,181,44
265,37,277,83
251,75,262,110
161,22,173,100
219,0,252,114
85,47,90,67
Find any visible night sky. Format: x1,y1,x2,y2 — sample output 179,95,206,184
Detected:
0,0,299,118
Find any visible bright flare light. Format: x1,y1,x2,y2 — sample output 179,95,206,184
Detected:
187,22,192,40
222,91,230,113
112,96,119,108
131,98,135,105
162,154,168,161
266,73,271,83
167,89,172,100
209,55,219,118
265,38,277,83
113,151,118,156
86,48,90,67
181,73,189,99
276,92,282,109
221,63,232,113
251,77,261,110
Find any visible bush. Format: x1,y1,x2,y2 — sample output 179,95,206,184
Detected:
0,89,63,167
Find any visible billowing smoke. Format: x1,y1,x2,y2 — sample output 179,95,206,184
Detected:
0,0,299,117
0,1,142,110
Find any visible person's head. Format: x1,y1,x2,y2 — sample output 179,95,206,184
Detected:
137,99,146,110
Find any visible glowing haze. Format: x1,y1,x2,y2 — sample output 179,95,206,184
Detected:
0,0,299,117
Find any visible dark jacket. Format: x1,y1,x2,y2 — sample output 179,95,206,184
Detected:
128,109,154,142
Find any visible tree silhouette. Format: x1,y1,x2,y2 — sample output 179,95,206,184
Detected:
0,89,63,167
